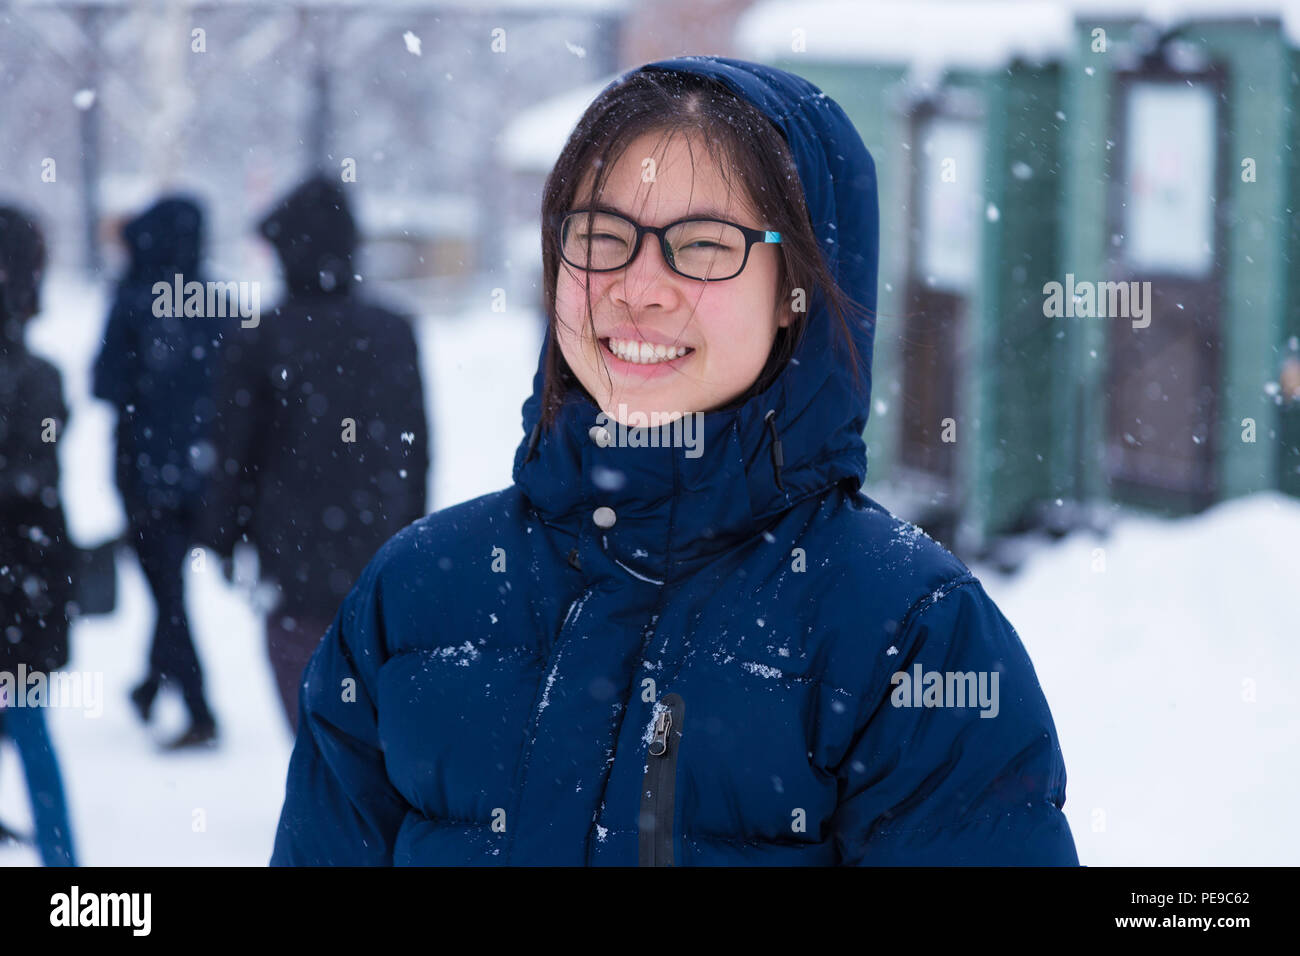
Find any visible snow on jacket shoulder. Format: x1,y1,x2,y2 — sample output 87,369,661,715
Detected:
271,55,1078,867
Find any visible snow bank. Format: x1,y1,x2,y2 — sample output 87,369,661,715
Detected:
971,491,1300,865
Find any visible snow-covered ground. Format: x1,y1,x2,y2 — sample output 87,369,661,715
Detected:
1,271,1296,865
969,494,1300,866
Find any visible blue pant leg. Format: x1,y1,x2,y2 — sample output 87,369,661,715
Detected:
0,705,78,866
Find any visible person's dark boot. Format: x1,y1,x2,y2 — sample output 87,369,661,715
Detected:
129,677,159,724
160,716,218,752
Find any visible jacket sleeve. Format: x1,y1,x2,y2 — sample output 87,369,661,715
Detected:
270,549,412,865
0,359,67,504
91,297,136,408
833,576,1079,866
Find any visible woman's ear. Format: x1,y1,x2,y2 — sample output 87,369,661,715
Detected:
776,299,794,329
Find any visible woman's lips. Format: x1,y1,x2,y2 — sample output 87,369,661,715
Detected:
598,337,695,377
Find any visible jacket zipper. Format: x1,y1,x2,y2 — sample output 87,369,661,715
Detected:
638,692,685,866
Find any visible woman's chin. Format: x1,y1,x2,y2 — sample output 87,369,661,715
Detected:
601,402,691,426
587,378,700,423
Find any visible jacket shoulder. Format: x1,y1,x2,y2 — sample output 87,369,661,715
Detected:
23,351,61,380
834,490,973,609
357,485,529,589
18,354,67,421
781,489,986,680
354,295,414,327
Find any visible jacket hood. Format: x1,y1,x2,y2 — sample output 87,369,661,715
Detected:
513,55,879,582
259,175,356,297
121,196,204,283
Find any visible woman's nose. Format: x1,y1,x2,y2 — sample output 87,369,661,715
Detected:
610,235,680,310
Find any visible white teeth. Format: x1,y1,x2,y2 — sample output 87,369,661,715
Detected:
605,337,691,364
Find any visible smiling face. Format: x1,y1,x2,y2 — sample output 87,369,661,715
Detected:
554,130,791,425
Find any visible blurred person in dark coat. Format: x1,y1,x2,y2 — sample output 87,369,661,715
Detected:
92,196,220,750
0,205,79,865
199,175,430,733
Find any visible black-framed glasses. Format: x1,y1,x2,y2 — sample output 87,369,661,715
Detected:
556,208,782,281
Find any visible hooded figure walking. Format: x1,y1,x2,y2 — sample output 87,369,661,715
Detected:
199,175,430,734
0,206,79,865
271,58,1079,866
92,196,221,750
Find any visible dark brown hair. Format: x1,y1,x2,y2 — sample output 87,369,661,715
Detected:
536,67,871,428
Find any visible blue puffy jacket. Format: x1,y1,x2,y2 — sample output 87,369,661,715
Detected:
271,56,1079,866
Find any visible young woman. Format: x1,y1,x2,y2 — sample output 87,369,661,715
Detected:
272,55,1079,866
